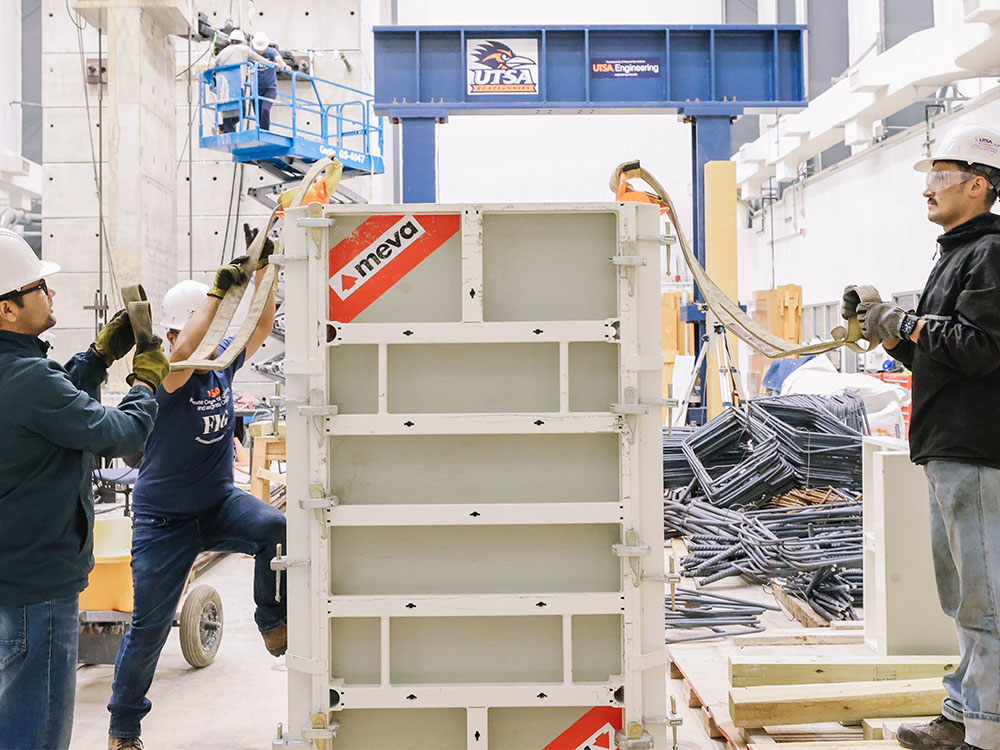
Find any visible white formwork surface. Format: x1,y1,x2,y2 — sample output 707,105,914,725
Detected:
276,202,667,749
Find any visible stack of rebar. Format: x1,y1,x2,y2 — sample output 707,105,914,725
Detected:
663,498,863,619
662,427,696,488
748,397,865,492
679,408,798,508
664,587,780,643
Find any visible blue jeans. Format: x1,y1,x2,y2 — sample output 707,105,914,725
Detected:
0,593,79,749
107,488,286,738
926,460,1000,749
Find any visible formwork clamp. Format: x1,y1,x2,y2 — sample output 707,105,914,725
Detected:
613,530,651,588
271,543,309,603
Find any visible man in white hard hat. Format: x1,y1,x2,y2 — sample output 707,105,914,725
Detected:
844,124,1000,750
213,28,286,133
107,225,283,749
250,31,289,131
0,228,168,749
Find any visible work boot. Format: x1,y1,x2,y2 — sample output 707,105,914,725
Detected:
897,715,965,749
261,624,287,657
108,737,143,750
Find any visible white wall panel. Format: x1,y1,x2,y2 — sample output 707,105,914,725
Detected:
736,94,1000,310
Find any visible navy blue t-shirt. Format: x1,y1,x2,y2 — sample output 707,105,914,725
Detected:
255,47,281,92
132,338,246,518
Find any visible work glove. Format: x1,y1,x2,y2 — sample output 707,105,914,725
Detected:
243,223,275,269
127,336,170,390
857,302,907,342
91,309,135,367
841,285,882,320
208,260,249,299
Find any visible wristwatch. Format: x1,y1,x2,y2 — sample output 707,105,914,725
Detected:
899,313,919,338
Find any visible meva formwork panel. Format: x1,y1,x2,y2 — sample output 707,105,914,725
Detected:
278,203,666,749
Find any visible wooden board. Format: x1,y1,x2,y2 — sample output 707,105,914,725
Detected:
729,678,947,728
770,583,829,628
733,629,864,646
831,620,865,630
729,654,960,687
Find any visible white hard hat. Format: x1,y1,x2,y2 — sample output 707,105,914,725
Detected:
229,28,246,43
161,279,208,331
252,32,269,52
914,124,1000,173
0,228,59,298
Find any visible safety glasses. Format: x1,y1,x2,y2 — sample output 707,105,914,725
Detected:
925,170,980,192
0,279,48,302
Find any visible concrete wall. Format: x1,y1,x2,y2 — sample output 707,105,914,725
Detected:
40,0,106,357
1,3,22,158
41,0,371,366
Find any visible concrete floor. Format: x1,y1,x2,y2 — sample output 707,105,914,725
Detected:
71,554,286,750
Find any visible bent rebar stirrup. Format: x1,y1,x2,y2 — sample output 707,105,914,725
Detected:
170,156,343,372
610,161,878,359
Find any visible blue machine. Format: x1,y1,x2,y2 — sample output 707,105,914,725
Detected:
372,24,806,423
198,62,385,203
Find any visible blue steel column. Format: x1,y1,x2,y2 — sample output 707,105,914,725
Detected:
401,117,437,203
687,114,733,424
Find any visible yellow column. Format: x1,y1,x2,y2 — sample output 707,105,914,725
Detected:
704,160,739,420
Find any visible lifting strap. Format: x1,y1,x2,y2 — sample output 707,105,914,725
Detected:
609,161,880,359
170,156,343,372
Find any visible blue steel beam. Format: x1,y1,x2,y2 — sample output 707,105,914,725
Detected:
374,25,805,117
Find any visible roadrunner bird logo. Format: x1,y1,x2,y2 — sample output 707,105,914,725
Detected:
467,38,539,94
473,40,535,70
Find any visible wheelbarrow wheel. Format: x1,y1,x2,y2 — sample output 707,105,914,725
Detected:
179,584,223,668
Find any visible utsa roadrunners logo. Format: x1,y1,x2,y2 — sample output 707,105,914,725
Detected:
467,38,538,95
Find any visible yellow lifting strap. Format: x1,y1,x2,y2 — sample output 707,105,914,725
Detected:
609,161,880,359
170,156,343,372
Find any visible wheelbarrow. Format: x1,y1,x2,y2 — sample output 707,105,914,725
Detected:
78,513,224,669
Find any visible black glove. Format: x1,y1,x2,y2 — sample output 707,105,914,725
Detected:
244,223,275,269
127,336,170,390
91,309,135,366
857,302,907,341
841,284,882,320
208,260,249,299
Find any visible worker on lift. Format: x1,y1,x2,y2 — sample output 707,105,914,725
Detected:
213,28,288,133
844,124,1000,750
250,32,287,131
0,228,167,750
106,227,283,750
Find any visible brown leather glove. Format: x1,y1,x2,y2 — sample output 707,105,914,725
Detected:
127,336,170,390
91,309,135,366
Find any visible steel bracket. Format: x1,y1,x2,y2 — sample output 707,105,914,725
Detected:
301,724,339,740
611,403,650,416
270,254,308,264
610,256,647,266
297,405,338,417
295,217,335,228
299,496,339,510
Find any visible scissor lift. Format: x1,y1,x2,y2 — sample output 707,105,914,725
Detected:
198,62,385,207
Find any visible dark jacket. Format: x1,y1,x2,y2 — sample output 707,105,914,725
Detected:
0,332,157,605
889,212,1000,468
